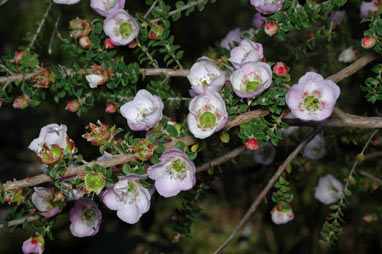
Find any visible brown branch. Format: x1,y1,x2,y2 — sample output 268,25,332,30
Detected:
151,0,206,23
357,170,382,185
214,127,322,254
196,146,246,173
0,68,189,85
364,151,382,160
224,109,269,130
0,214,40,229
28,2,53,50
326,54,376,83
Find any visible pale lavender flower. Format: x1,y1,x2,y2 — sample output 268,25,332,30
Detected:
285,72,340,121
28,124,68,153
22,235,44,254
253,13,266,28
230,61,272,98
271,202,294,224
91,0,125,17
31,187,64,218
120,89,164,131
303,134,326,160
187,59,225,95
102,174,151,224
360,0,379,18
338,47,359,63
332,11,345,26
253,142,276,165
103,9,139,46
314,174,344,205
220,28,242,49
187,92,228,139
147,148,196,197
250,0,285,14
53,0,80,4
229,39,264,69
69,198,102,237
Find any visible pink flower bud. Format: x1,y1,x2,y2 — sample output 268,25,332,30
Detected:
104,38,115,49
65,100,81,112
363,213,378,223
271,202,294,224
13,51,24,65
361,35,377,49
129,40,137,48
13,95,30,109
105,103,118,113
264,21,280,37
273,62,288,76
245,139,259,151
79,36,91,49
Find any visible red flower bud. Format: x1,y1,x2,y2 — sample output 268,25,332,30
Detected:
264,21,280,37
105,103,119,113
104,38,115,49
128,41,137,48
13,51,24,65
13,95,30,109
361,35,377,49
273,62,288,76
245,139,259,151
65,100,81,112
79,36,91,49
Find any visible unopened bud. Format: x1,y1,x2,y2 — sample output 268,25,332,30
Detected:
361,35,377,49
13,95,30,109
79,36,91,49
105,103,119,113
264,21,280,37
219,131,230,143
65,100,81,112
245,139,259,151
104,38,115,49
273,62,289,76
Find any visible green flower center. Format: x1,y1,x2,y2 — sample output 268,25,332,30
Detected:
245,80,260,93
199,112,216,129
119,23,133,38
128,181,137,194
172,159,187,173
303,95,320,112
82,208,97,222
85,173,105,191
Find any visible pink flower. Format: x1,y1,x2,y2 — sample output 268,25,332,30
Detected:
102,174,151,224
360,0,380,18
70,198,102,237
303,134,326,160
250,0,285,14
271,202,294,224
22,235,44,254
90,0,125,17
187,92,228,139
53,0,80,4
286,72,340,121
230,61,272,98
314,174,344,205
147,148,196,198
28,124,68,153
120,89,164,131
273,62,288,76
187,58,225,95
31,187,64,218
253,13,266,28
229,39,264,69
103,9,139,46
220,28,242,49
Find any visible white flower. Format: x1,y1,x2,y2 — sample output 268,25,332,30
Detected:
86,74,104,89
314,174,344,205
338,47,358,63
103,9,139,46
228,39,264,69
28,124,68,153
187,92,228,139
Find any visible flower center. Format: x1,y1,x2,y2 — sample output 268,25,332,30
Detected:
119,23,133,38
242,72,262,93
245,80,260,93
118,181,139,204
303,95,320,111
199,112,216,128
200,73,218,87
137,106,155,122
166,157,188,180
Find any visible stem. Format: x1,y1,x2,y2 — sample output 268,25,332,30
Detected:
151,0,206,23
27,2,53,51
144,0,159,19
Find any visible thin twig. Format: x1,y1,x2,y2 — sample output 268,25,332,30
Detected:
196,146,246,173
0,64,13,75
48,11,61,55
28,2,53,50
151,0,206,23
357,170,382,185
364,151,382,160
144,0,159,19
213,127,322,254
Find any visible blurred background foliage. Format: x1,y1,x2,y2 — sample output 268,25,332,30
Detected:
0,0,382,253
